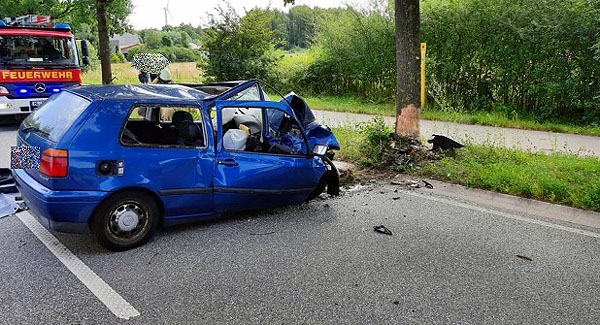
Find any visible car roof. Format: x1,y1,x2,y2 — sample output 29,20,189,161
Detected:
69,84,209,101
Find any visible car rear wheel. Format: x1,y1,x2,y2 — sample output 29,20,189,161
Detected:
90,191,159,251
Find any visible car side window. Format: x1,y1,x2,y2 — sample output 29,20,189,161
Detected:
220,107,308,156
121,105,206,148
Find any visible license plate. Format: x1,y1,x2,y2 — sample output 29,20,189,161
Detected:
30,100,44,109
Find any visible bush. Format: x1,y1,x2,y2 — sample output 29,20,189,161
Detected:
110,52,126,63
358,117,393,166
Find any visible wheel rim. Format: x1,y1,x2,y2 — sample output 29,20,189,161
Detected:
107,202,149,241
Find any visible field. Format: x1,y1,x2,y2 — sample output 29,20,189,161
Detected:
81,62,203,85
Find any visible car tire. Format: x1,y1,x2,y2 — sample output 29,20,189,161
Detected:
90,191,159,251
307,174,328,201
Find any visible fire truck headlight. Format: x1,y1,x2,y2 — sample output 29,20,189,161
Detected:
0,103,9,109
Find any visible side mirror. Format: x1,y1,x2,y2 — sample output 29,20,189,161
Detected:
80,40,90,65
312,144,328,156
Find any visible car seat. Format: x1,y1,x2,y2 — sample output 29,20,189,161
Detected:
178,120,203,146
172,111,193,129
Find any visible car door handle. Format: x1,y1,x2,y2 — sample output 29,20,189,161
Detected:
218,159,239,167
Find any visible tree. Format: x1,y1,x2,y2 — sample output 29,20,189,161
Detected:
201,5,278,81
284,0,421,137
394,0,420,137
1,0,132,85
96,0,112,84
91,0,132,84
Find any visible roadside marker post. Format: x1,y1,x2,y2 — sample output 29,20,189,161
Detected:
420,42,427,109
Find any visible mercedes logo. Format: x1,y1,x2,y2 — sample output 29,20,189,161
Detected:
34,83,46,93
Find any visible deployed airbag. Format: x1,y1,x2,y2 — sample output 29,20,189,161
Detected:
223,129,248,151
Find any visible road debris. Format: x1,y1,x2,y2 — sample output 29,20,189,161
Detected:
422,180,434,189
373,225,393,235
148,252,159,265
249,231,278,236
427,134,464,151
0,193,18,219
392,197,401,200
516,254,533,261
391,179,421,189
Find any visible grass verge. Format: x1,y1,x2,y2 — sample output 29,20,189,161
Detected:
333,124,600,212
301,95,600,137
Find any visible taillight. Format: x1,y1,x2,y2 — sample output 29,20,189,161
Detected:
40,148,68,177
0,86,8,96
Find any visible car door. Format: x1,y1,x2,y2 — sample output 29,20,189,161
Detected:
213,100,326,213
116,102,215,221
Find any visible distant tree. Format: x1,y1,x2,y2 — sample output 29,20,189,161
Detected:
287,5,319,48
201,5,278,81
140,29,164,49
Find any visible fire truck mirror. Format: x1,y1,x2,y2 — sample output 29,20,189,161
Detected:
80,40,90,64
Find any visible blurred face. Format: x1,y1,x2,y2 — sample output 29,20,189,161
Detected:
137,107,147,117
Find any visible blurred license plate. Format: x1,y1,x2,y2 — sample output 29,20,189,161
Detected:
30,100,43,109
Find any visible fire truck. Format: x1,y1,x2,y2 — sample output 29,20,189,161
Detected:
0,15,89,121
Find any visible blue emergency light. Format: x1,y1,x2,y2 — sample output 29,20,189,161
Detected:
0,20,6,26
19,89,27,94
52,88,60,93
53,23,71,30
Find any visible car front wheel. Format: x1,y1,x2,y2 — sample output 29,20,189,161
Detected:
90,191,159,251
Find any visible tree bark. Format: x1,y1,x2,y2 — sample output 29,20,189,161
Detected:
395,0,420,137
96,0,112,84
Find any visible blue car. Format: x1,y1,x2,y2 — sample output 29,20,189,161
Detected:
12,80,340,251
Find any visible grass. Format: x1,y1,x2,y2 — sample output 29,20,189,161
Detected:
300,94,600,137
81,62,203,85
333,125,600,212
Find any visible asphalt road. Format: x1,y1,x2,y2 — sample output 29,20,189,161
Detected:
0,124,18,168
1,184,599,324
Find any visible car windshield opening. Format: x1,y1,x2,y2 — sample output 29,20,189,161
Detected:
0,35,78,67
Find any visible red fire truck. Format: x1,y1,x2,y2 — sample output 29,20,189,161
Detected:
0,15,89,121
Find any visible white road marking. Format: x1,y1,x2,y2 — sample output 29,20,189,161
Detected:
404,191,600,239
17,212,140,320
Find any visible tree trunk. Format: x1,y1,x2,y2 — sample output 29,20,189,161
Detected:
395,0,420,137
96,0,112,85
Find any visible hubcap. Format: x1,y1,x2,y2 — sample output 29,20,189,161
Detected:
109,203,146,238
117,209,139,231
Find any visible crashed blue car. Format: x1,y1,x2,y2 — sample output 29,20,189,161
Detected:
12,80,340,251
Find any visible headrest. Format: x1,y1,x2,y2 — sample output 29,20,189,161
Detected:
178,120,202,145
172,111,193,128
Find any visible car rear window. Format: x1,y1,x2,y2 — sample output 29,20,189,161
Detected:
22,91,91,142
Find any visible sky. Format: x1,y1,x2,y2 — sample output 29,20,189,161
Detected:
129,0,349,30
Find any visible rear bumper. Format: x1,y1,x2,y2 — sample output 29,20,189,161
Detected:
12,169,108,233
